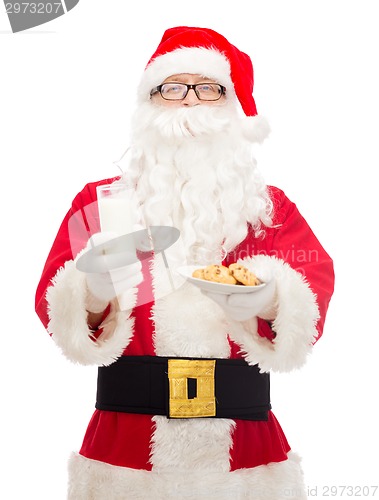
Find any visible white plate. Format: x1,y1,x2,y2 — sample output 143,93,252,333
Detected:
177,265,266,295
76,226,180,273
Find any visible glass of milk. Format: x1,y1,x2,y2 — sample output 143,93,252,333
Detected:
96,182,139,309
96,182,135,236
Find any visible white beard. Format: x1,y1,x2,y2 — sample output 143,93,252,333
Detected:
123,102,272,265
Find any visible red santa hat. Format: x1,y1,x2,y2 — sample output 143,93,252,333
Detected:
137,26,270,143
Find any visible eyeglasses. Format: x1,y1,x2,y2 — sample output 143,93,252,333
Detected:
150,82,226,101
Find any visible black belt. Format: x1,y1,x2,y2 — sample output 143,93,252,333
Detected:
96,356,271,421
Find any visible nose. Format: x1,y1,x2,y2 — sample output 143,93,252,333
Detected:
181,88,200,106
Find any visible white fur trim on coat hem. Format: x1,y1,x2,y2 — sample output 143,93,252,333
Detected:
228,255,320,373
46,260,137,366
67,451,307,500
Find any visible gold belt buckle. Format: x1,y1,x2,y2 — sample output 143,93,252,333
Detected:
168,359,216,418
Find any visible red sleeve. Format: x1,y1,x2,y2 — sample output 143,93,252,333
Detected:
227,186,335,343
266,186,335,340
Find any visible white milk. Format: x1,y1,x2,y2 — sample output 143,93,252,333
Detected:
96,185,138,310
97,196,134,235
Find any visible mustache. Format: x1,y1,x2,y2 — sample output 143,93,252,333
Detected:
133,102,238,140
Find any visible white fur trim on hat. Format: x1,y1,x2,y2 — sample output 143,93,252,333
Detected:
46,258,137,366
227,255,320,373
137,47,235,103
241,115,271,143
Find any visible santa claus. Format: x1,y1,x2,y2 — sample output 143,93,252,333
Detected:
35,26,334,499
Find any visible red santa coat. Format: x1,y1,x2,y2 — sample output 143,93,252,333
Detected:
35,179,334,499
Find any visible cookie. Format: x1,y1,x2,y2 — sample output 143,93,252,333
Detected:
203,264,237,285
192,268,205,279
229,263,260,286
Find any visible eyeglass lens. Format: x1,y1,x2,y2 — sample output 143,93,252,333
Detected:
160,83,223,101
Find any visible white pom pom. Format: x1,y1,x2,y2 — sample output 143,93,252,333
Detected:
241,115,271,143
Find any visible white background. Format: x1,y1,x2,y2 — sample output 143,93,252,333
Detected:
1,1,378,498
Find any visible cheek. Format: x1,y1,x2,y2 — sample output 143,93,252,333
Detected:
161,101,182,107
202,97,227,107
151,95,182,108
215,97,228,107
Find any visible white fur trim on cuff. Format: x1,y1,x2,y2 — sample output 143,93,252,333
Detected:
46,260,136,366
68,451,306,500
228,255,320,373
